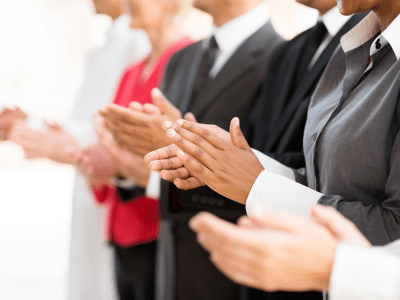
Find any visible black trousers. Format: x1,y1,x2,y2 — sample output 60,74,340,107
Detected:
114,241,156,300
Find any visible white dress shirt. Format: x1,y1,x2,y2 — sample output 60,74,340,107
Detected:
330,241,400,300
246,11,400,217
145,3,270,199
308,7,351,69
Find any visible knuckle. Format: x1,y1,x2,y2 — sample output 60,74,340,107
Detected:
201,128,211,137
194,147,203,157
186,122,193,130
193,134,203,145
196,163,205,173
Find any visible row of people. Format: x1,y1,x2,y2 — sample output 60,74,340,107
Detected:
3,0,400,299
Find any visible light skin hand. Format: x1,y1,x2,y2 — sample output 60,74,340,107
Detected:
159,118,264,204
93,113,150,187
311,204,372,248
189,207,337,293
9,120,78,164
73,142,119,187
99,88,182,157
0,107,27,140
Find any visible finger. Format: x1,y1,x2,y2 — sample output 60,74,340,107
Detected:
168,119,228,150
175,149,213,184
237,216,261,228
247,205,311,233
210,254,257,290
151,88,180,117
105,103,148,125
149,156,184,171
159,168,190,181
184,112,197,123
142,103,162,115
129,101,144,112
174,176,205,190
230,117,251,151
311,205,363,238
145,144,180,164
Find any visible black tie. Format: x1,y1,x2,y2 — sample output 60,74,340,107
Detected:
189,36,219,110
295,21,327,86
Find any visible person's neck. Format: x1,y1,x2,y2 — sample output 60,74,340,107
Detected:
145,20,184,69
373,2,400,31
107,9,123,21
212,2,261,27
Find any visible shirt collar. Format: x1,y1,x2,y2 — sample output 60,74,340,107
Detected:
320,6,352,37
108,14,131,37
209,2,270,54
341,12,400,61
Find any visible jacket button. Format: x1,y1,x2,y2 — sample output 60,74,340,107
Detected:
209,197,217,206
200,196,208,205
192,194,200,203
217,199,225,207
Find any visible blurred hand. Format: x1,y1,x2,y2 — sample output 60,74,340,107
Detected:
311,204,371,247
0,107,27,140
73,142,118,187
100,88,183,157
94,113,150,187
10,120,78,164
155,118,264,204
189,207,338,292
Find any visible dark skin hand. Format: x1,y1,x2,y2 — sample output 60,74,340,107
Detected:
154,118,265,204
99,88,184,157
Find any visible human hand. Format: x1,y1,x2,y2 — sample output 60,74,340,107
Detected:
99,88,182,157
0,107,27,140
311,204,371,248
158,118,264,204
73,143,118,187
10,120,78,164
94,113,150,187
144,123,232,189
189,207,338,292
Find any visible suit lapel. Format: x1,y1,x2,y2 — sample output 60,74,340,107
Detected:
190,23,272,118
264,13,367,150
176,44,204,113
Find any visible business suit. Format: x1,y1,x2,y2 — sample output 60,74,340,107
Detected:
157,22,283,300
245,14,367,170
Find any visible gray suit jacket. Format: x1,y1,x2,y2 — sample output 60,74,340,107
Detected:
156,22,283,300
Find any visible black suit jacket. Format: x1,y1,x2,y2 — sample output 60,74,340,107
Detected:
245,14,367,170
161,22,284,222
157,22,283,300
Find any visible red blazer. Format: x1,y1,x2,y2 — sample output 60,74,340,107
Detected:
93,38,193,247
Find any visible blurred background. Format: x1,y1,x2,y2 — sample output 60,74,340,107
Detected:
0,0,317,299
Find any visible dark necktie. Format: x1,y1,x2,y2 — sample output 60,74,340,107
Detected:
189,36,219,111
295,21,327,86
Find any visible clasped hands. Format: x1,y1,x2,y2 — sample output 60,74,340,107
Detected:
145,117,265,204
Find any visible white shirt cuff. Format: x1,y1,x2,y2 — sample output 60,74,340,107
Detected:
246,170,322,217
330,243,400,300
252,149,295,180
145,171,161,199
25,115,46,132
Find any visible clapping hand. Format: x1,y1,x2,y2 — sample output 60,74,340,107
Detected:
146,118,264,204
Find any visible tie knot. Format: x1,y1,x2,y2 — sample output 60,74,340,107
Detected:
312,21,327,45
208,36,219,51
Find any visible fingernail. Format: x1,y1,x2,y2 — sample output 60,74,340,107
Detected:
176,119,184,126
164,121,173,129
152,88,162,97
236,117,240,127
177,150,186,158
168,129,176,137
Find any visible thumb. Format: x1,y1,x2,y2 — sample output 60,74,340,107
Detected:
230,117,251,151
184,112,197,123
247,205,307,233
151,88,181,118
45,120,61,130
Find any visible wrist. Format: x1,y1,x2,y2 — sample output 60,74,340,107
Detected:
314,241,337,292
